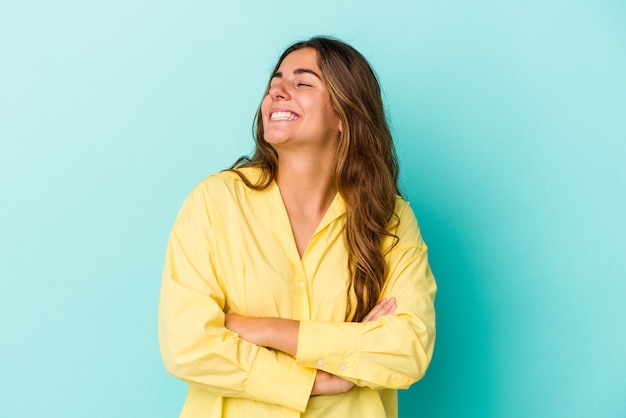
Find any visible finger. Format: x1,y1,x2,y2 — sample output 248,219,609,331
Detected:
376,298,395,317
385,297,397,314
363,298,391,322
362,299,386,322
365,297,399,322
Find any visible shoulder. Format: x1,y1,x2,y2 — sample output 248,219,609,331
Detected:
177,167,264,215
392,196,416,226
192,166,264,197
390,196,426,248
173,167,267,232
393,196,412,217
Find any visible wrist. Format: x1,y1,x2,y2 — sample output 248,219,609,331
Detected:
311,370,327,396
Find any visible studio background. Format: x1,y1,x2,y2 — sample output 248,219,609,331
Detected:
1,1,625,417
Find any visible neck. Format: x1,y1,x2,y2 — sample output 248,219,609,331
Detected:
275,150,336,216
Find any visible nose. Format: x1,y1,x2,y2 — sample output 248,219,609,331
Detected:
268,81,291,101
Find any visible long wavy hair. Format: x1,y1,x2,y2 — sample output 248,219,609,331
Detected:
230,36,400,321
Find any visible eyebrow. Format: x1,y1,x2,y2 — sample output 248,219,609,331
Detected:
271,68,322,80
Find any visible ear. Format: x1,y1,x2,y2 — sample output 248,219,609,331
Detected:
338,119,343,134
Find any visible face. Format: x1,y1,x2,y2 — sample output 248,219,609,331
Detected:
261,48,342,151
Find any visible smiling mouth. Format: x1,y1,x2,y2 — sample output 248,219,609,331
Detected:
270,111,299,121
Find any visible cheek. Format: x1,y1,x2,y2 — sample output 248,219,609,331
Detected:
260,96,271,129
324,103,341,130
261,95,271,116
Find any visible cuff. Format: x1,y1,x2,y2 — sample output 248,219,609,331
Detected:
295,320,366,378
245,348,316,412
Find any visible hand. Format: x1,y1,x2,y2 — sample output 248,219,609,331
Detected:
362,297,397,322
311,370,355,395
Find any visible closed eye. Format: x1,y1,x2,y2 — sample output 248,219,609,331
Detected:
297,82,312,87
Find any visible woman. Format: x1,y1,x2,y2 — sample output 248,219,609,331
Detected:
159,36,436,418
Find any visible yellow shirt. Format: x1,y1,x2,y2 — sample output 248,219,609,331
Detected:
158,167,436,418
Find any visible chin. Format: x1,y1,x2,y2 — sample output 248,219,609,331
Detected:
263,133,290,145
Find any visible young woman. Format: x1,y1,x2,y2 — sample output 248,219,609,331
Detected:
158,36,436,418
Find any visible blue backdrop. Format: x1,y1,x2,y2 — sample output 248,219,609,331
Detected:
1,1,625,417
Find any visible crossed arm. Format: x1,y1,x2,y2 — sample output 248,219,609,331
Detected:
224,298,398,395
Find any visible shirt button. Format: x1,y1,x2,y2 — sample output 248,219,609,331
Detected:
300,281,305,287
339,363,347,371
317,359,324,367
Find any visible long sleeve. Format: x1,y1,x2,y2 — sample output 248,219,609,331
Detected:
295,201,436,389
158,181,316,413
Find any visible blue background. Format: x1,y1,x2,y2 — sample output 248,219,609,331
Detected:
1,1,625,417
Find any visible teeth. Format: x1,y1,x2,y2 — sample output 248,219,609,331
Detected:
270,111,298,121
